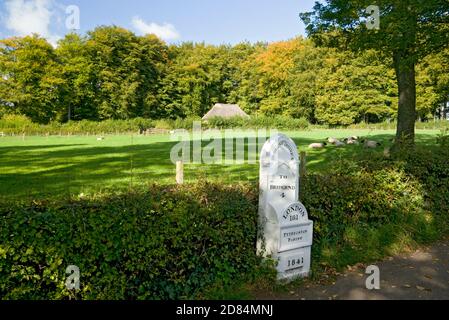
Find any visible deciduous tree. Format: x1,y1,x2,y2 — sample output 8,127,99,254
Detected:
301,0,449,148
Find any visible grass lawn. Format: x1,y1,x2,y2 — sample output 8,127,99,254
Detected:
0,129,441,200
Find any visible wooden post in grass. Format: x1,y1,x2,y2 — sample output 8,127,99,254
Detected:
176,161,184,185
300,152,307,201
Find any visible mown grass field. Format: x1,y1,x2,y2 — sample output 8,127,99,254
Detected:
0,129,441,200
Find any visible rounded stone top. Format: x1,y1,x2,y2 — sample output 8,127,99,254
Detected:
260,133,299,168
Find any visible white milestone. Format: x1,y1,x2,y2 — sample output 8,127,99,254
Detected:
257,133,313,280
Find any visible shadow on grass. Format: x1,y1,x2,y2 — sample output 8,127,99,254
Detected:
0,132,440,199
0,142,177,200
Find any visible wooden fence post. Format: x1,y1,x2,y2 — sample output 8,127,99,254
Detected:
176,161,184,185
300,152,307,201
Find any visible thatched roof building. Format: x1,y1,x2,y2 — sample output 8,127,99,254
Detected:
202,104,250,120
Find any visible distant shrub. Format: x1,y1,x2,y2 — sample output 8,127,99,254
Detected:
204,115,310,130
172,116,203,130
153,119,173,130
154,117,202,130
416,120,449,131
0,115,154,135
205,116,246,129
0,113,309,135
436,128,449,147
0,114,39,133
347,120,449,131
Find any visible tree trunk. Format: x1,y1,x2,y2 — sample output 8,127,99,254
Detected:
393,51,416,149
67,105,72,122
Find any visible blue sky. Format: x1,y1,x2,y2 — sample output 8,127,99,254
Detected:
0,0,316,45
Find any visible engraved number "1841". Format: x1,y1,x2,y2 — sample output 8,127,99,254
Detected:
287,257,304,268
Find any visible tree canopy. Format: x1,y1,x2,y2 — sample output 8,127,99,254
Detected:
1,24,448,126
300,0,449,145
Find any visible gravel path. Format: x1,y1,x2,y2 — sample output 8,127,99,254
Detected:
261,240,449,300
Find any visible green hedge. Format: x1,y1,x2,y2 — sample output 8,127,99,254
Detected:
303,147,449,269
0,183,260,300
305,154,432,238
136,115,310,131
0,114,310,136
3,114,447,135
346,120,449,131
204,115,310,130
1,148,448,300
0,115,155,136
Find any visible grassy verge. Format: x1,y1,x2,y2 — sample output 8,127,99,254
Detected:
0,129,443,200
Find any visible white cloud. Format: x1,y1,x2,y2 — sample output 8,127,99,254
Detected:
131,16,180,40
4,0,60,46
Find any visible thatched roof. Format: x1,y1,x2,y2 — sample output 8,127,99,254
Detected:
202,104,250,120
